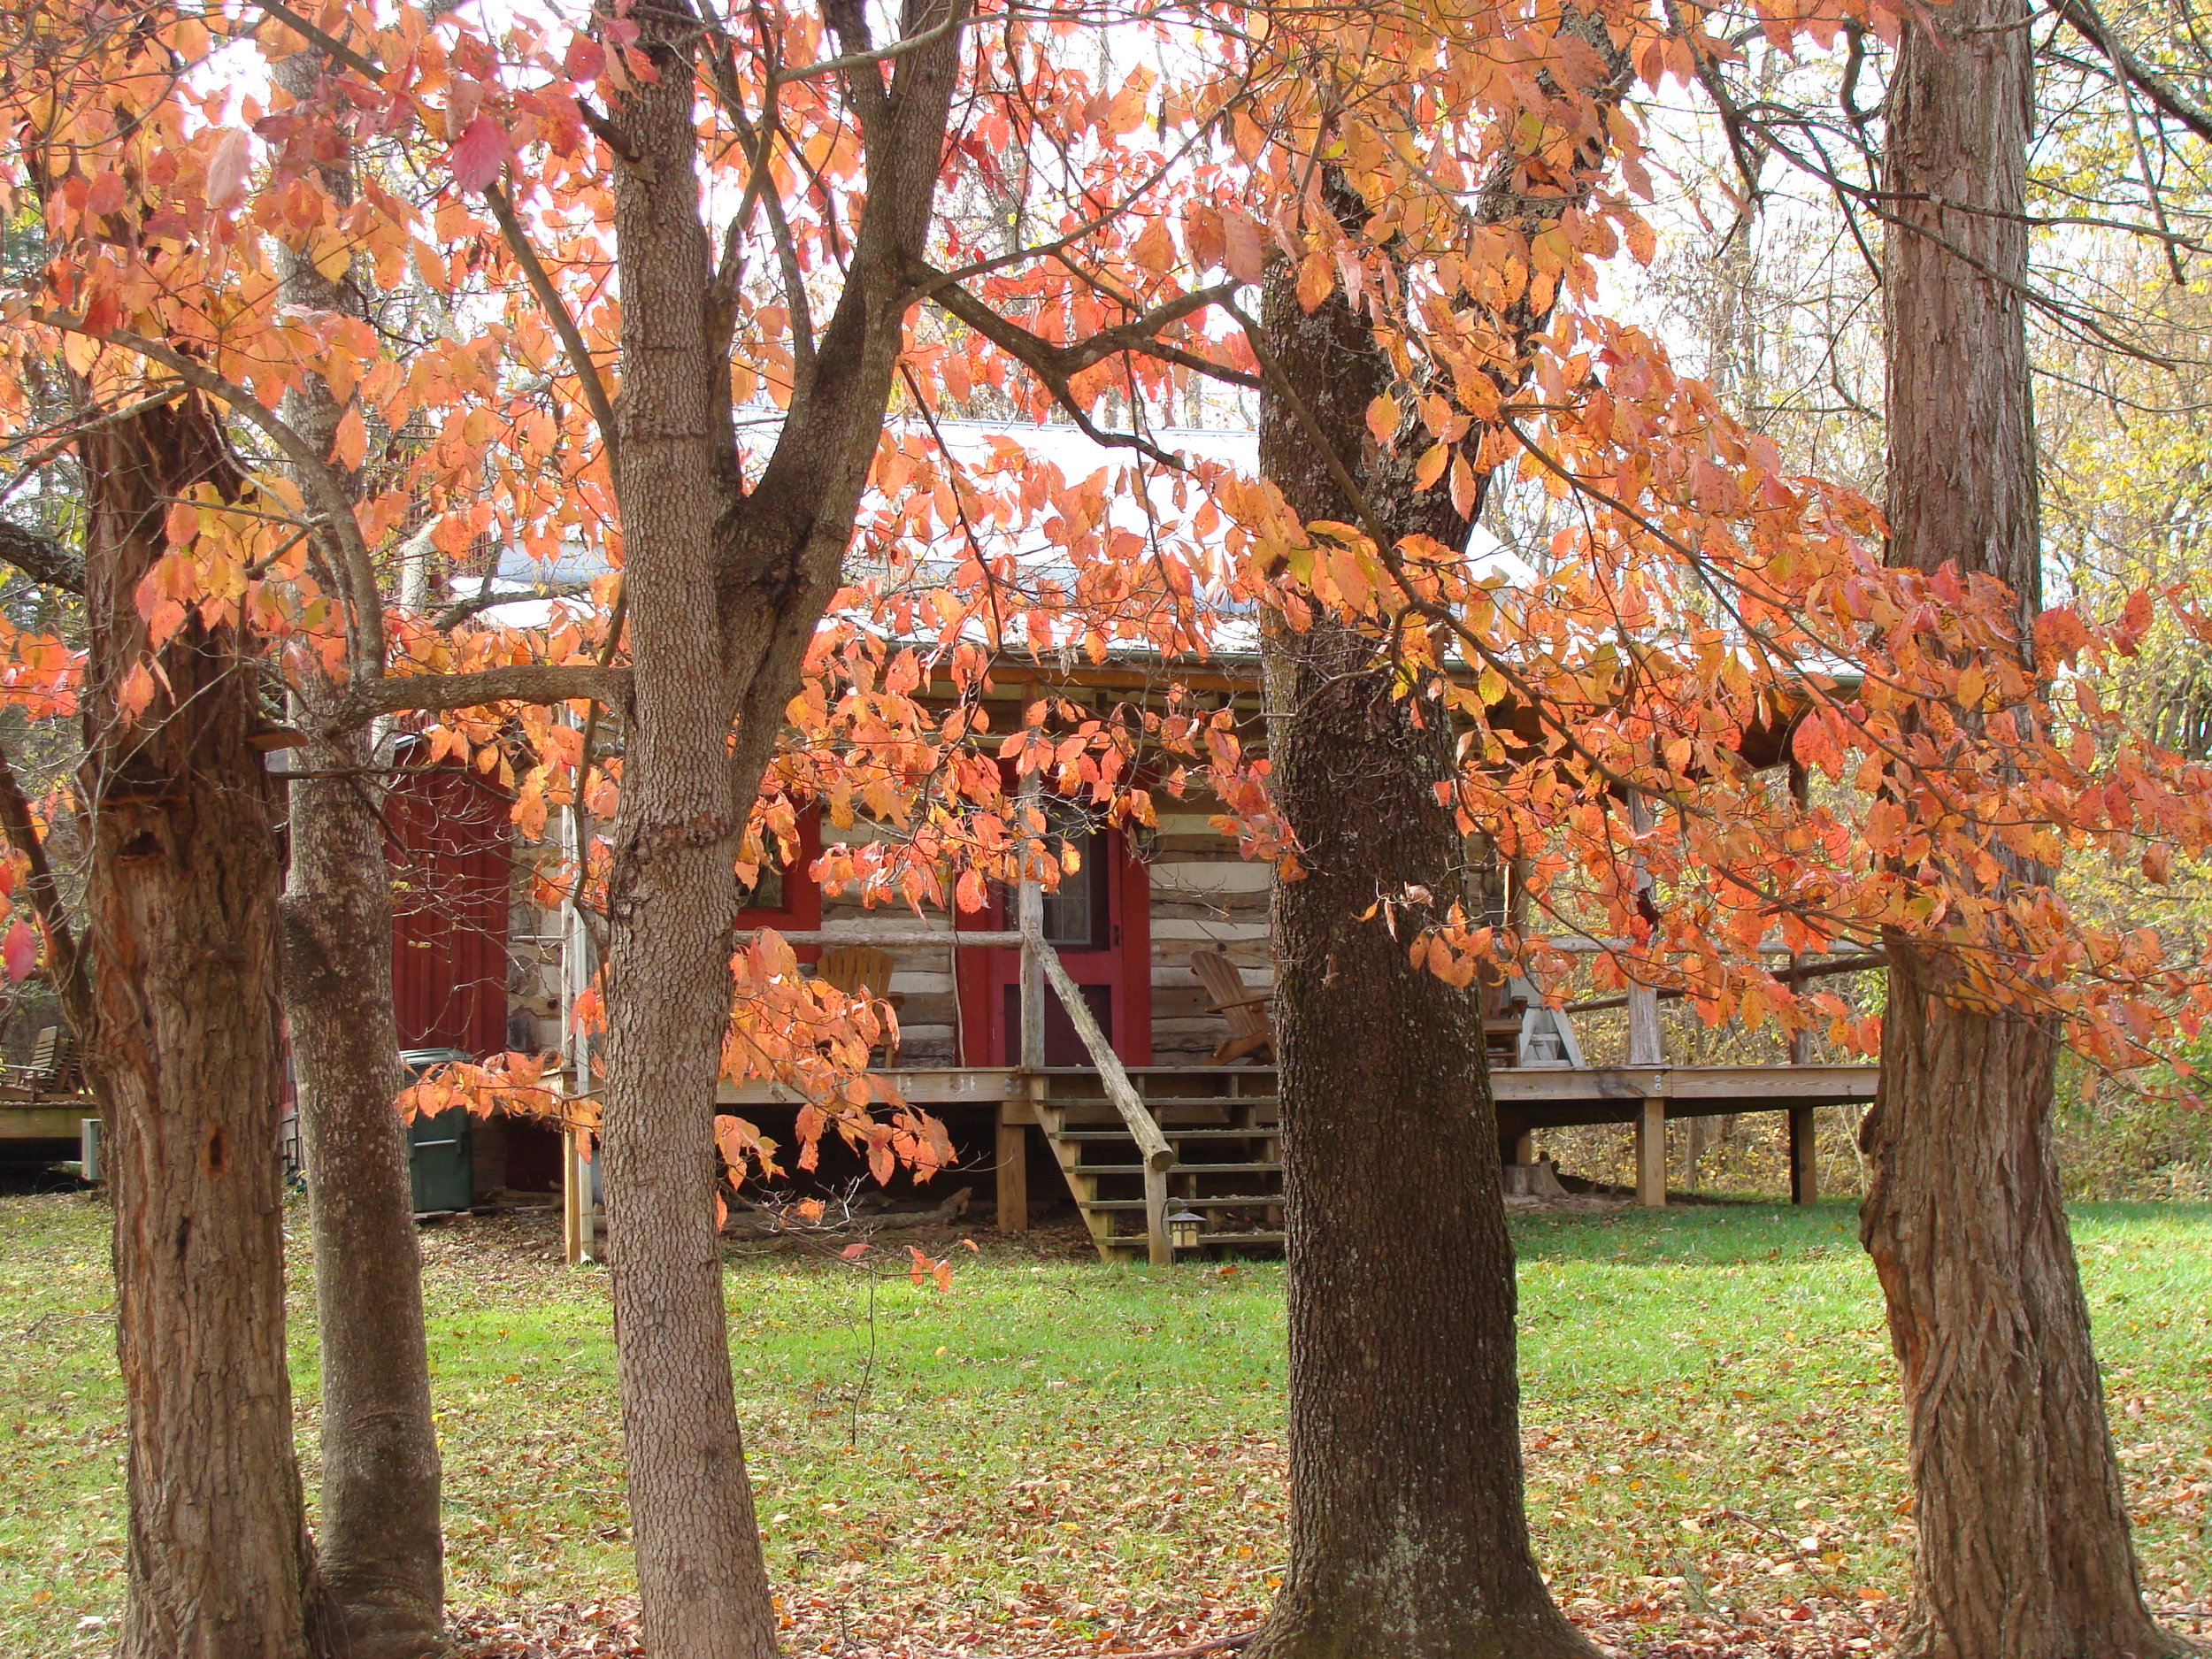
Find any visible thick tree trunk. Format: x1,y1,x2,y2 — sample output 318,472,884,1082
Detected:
1869,4,2170,1652
280,727,444,1659
1863,949,2167,1658
83,397,322,1659
1242,257,1595,1659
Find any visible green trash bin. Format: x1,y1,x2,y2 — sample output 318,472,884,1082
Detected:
400,1047,476,1215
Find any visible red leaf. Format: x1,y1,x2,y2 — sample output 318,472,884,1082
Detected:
3,918,36,982
448,115,511,193
1222,208,1265,286
563,35,607,81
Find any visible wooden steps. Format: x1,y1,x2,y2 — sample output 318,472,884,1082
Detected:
1032,1066,1284,1263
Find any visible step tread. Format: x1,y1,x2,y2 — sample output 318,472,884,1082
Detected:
1081,1193,1282,1210
1076,1161,1283,1176
1056,1126,1279,1141
1050,1094,1281,1108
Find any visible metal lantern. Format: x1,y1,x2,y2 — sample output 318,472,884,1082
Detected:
1168,1207,1206,1251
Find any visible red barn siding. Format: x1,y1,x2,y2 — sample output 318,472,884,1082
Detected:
387,759,511,1056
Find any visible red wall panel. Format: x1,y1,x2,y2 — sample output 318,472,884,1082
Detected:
386,758,511,1056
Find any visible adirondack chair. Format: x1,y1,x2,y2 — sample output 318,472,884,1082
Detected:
817,945,902,1058
2,1025,80,1099
1189,948,1273,1064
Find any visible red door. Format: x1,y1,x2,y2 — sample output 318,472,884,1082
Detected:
956,807,1150,1066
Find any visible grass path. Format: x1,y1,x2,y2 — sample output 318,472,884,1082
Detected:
3,1195,2208,1655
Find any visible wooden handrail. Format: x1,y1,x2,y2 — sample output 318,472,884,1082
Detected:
1025,921,1174,1267
732,928,1025,947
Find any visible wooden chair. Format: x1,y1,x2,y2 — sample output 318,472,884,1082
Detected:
1190,948,1273,1064
817,945,902,1058
2,1025,79,1099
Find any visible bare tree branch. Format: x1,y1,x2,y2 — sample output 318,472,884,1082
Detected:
2048,0,2212,144
0,521,84,595
428,580,595,631
321,664,633,731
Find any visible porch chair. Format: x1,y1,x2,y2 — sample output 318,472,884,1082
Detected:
2,1025,80,1099
1189,948,1273,1064
817,945,902,1060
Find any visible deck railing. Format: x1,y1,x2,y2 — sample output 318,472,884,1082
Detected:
1025,918,1175,1265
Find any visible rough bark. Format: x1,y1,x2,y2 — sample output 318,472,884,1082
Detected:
1868,3,2173,1652
83,395,321,1659
280,730,445,1659
1242,249,1595,1659
269,48,446,1651
590,1,968,1653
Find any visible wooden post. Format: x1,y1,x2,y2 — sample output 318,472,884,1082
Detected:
1511,1130,1536,1167
1017,771,1045,1071
1788,1106,1819,1206
1788,764,1815,1072
1636,1098,1667,1209
1143,1163,1171,1269
995,1104,1029,1233
1783,765,1817,1208
1625,794,1664,1070
1627,793,1666,1209
562,1127,588,1264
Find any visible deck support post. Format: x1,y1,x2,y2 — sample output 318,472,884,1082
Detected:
1142,1162,1171,1269
562,1127,595,1264
1625,792,1668,1208
995,1104,1030,1233
1636,1097,1667,1209
1788,1106,1819,1205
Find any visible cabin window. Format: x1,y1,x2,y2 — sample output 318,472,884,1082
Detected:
1039,798,1111,949
740,863,785,912
737,808,820,930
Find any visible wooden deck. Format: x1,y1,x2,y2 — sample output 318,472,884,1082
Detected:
1493,1063,1877,1125
715,1059,1878,1259
0,1100,93,1143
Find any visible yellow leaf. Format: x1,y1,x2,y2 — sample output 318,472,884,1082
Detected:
311,227,350,283
1414,442,1448,491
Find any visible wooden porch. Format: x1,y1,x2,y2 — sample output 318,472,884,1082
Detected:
718,1054,1877,1263
0,1026,94,1156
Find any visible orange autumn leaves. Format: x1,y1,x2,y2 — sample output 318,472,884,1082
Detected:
4,0,2212,1186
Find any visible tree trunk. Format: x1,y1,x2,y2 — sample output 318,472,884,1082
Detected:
83,396,322,1659
588,0,968,1648
1868,3,2170,1652
264,47,448,1649
280,728,444,1659
263,45,447,1647
593,7,788,1654
1243,250,1596,1659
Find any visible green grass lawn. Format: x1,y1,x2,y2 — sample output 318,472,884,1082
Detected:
4,1195,2209,1655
